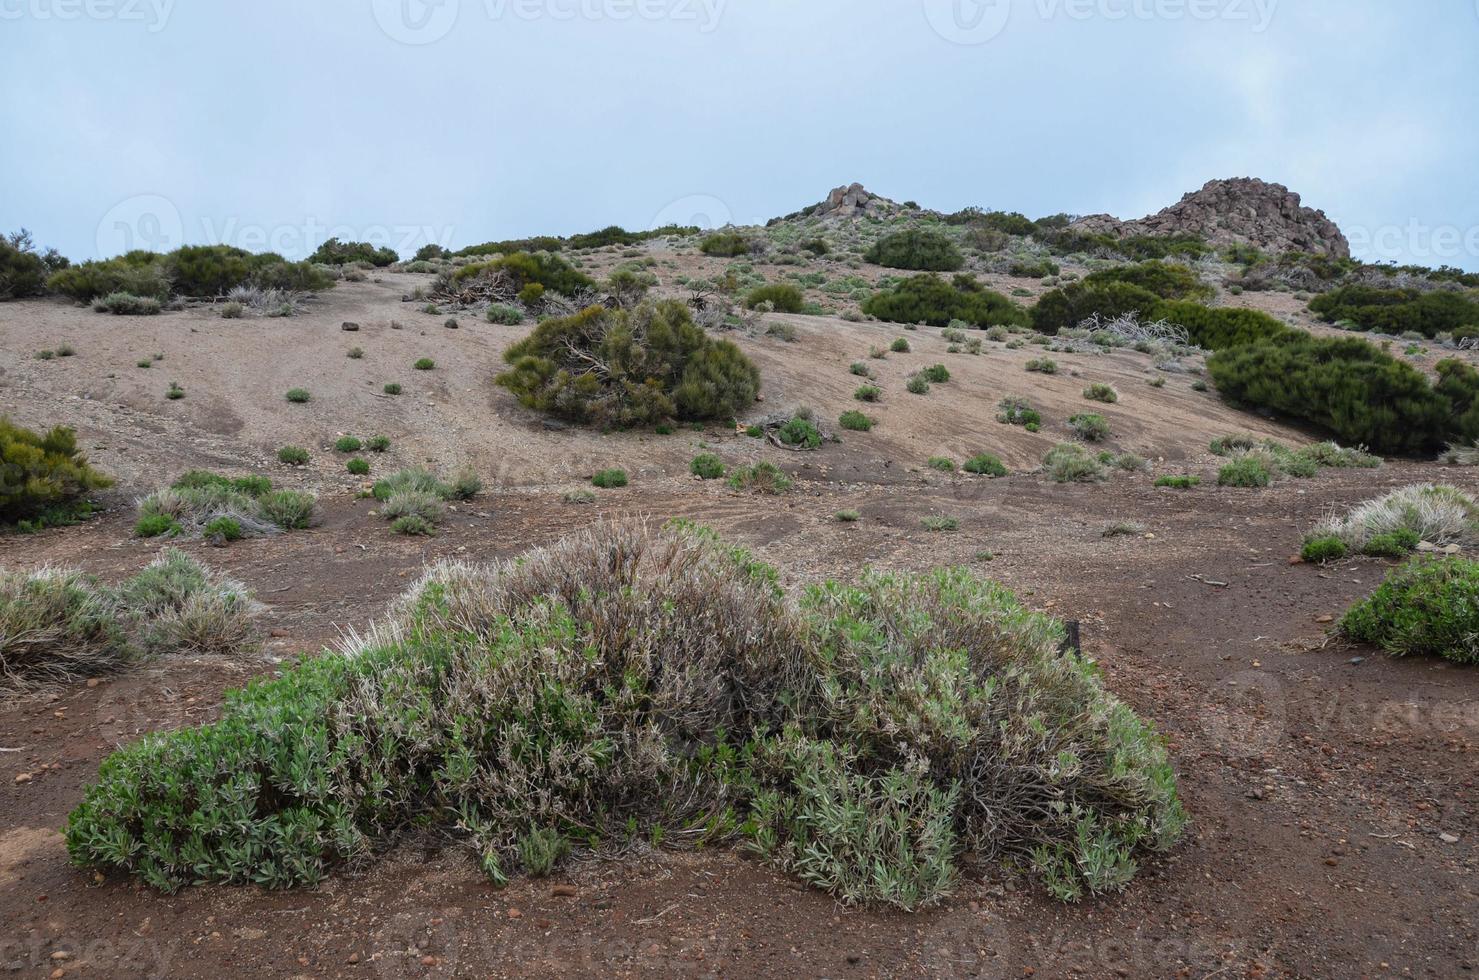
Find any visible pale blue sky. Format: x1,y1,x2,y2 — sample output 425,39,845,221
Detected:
2,0,1476,268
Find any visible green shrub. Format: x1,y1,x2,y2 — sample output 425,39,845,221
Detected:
854,384,881,403
997,398,1041,428
366,435,391,453
0,231,63,300
48,251,170,303
1340,557,1479,664
920,364,950,384
1083,383,1118,404
1043,443,1105,483
334,436,362,453
1361,529,1421,559
745,284,804,312
926,457,955,473
1007,257,1059,279
1309,484,1476,552
1300,536,1348,564
134,513,178,538
921,515,959,531
390,515,436,537
486,303,524,325
777,417,822,449
890,337,911,353
592,468,628,489
838,411,874,432
285,388,311,404
202,516,243,543
496,301,761,429
1154,301,1301,351
1206,336,1466,455
414,358,435,371
727,462,791,493
1026,358,1057,374
308,238,398,267
699,232,750,257
1217,456,1272,487
346,458,371,476
92,291,162,316
0,418,113,527
864,229,963,272
863,274,1028,329
1031,282,1162,335
383,383,403,395
849,362,872,377
690,453,726,479
906,375,930,395
1154,475,1200,489
1309,286,1479,339
256,490,318,530
835,509,860,522
62,523,1184,902
963,453,1007,477
1068,414,1109,442
277,446,309,466
165,383,185,400
1083,261,1213,301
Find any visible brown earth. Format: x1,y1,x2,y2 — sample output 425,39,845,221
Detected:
2,259,1477,979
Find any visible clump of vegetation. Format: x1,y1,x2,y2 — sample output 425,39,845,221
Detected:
1301,536,1348,564
1043,443,1105,483
777,416,823,449
699,232,751,257
497,301,760,429
1,228,67,300
1440,442,1479,466
1007,257,1059,279
277,446,309,466
64,523,1183,904
890,337,912,353
690,453,726,480
1308,484,1476,554
921,515,959,532
285,388,311,404
383,383,402,395
0,549,257,694
1083,383,1118,404
0,418,113,530
963,453,1007,477
1101,520,1146,539
745,284,804,313
92,292,162,316
854,384,881,403
1217,455,1272,487
1083,261,1214,302
997,397,1042,430
1026,358,1058,374
414,358,436,371
334,436,362,453
1154,475,1200,489
864,229,963,272
51,245,332,304
346,458,371,476
920,364,950,384
165,382,185,400
727,461,791,493
1309,286,1479,340
1068,414,1109,442
926,457,955,473
863,274,1028,329
309,238,398,267
592,468,629,489
135,472,318,539
486,303,524,325
838,411,874,432
835,509,860,523
906,374,931,395
1340,557,1479,664
1031,282,1163,335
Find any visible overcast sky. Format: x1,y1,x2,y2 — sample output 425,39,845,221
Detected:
3,0,1476,268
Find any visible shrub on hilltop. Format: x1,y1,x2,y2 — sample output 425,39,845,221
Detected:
864,229,964,272
863,274,1028,328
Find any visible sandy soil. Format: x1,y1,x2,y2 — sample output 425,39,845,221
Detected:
1,260,1477,978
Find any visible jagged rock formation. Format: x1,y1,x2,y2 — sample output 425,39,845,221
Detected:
812,183,899,219
1070,178,1349,258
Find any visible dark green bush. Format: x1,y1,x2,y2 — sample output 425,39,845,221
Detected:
1362,529,1421,559
921,364,950,384
1083,261,1213,301
49,251,170,302
1,230,65,299
346,458,370,476
1217,456,1272,487
1,418,113,527
497,301,761,429
447,251,594,298
1301,536,1347,564
1340,557,1479,664
862,274,1027,329
963,453,1007,477
277,446,309,466
308,238,398,267
778,417,822,449
1154,475,1200,489
1207,337,1463,455
864,230,963,272
1155,301,1301,350
592,468,628,489
1309,286,1479,339
700,232,751,257
1030,282,1163,335
1007,257,1059,279
838,411,874,432
745,283,804,312
690,453,726,479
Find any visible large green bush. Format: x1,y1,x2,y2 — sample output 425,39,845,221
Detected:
496,300,760,428
307,238,398,267
862,274,1028,328
745,283,804,312
66,522,1184,904
48,250,171,302
445,250,594,298
700,232,751,257
1083,260,1214,302
1030,282,1163,335
1,230,67,300
1207,337,1475,454
1340,557,1479,664
1,418,113,527
1309,286,1479,339
864,229,964,271
48,247,331,302
1155,301,1302,350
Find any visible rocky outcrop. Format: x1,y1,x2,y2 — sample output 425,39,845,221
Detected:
1070,178,1349,258
813,183,898,219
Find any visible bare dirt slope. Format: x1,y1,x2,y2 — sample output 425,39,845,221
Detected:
2,266,1477,979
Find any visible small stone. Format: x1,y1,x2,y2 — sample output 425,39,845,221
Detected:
505,908,522,919
86,678,101,688
1315,615,1334,624
50,951,71,961
347,952,360,964
551,884,578,898
342,321,360,332
421,955,437,966
14,772,32,784
1440,833,1460,844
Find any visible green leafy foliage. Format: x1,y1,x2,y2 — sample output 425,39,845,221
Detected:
592,468,628,489
1155,301,1301,350
307,238,398,267
1043,443,1105,483
838,411,874,432
0,418,113,527
963,453,1007,477
690,453,726,479
862,274,1029,329
1340,557,1479,664
446,250,594,298
1301,536,1348,564
1083,261,1214,301
496,301,761,428
700,232,751,257
745,283,804,312
1030,282,1163,335
864,230,964,272
1309,286,1479,339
